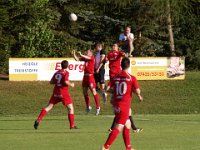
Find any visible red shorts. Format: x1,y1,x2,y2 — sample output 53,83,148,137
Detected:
82,75,96,89
49,93,73,106
113,105,129,125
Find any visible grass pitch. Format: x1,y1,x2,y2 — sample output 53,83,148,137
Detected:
0,114,200,150
0,71,200,149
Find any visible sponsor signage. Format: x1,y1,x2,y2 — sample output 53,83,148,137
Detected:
9,57,185,81
131,57,185,80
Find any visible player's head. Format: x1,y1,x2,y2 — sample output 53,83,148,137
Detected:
87,49,93,56
95,42,103,51
112,43,119,51
121,57,130,70
61,60,69,69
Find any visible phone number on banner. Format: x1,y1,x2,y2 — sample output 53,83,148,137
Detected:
137,71,165,76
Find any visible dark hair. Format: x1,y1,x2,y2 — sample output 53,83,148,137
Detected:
61,60,68,69
125,25,131,29
95,42,103,47
121,57,130,70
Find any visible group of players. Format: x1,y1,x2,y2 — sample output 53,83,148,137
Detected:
34,26,143,150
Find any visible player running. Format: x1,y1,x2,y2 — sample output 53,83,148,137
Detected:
101,57,143,150
34,60,77,130
106,43,143,133
72,49,101,115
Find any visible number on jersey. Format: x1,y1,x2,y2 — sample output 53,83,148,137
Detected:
55,73,62,86
115,81,127,98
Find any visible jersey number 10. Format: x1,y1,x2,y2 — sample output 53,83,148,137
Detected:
115,81,127,96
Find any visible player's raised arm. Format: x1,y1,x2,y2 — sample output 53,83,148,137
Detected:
78,50,93,60
72,50,80,61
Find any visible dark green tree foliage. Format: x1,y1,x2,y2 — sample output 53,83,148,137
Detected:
0,0,200,73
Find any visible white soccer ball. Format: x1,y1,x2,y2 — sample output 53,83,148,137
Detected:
69,13,78,22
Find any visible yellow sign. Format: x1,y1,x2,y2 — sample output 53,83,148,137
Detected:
130,57,185,80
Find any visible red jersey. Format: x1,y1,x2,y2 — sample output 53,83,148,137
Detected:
107,50,124,70
111,71,139,108
80,56,95,74
51,69,69,96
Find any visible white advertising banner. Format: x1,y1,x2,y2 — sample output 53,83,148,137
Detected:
9,57,184,81
9,58,86,81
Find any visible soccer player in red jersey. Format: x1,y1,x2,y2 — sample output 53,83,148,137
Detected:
72,49,100,115
34,60,77,130
106,43,125,81
107,43,143,133
101,57,143,150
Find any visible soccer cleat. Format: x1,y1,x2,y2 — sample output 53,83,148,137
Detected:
100,146,109,150
108,128,112,133
70,126,78,129
86,106,92,113
133,128,143,133
102,92,108,104
96,107,101,116
34,120,39,130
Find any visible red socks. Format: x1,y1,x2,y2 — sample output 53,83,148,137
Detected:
94,94,100,109
68,114,75,128
123,127,131,150
37,109,75,129
104,128,120,149
84,95,90,108
85,94,100,109
37,109,47,123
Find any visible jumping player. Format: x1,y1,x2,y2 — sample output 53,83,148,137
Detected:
101,57,143,150
106,43,142,133
94,42,107,103
34,60,77,130
106,43,125,87
72,49,100,115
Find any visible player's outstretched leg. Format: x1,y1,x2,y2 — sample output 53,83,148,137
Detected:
90,88,100,115
102,127,120,150
67,104,78,129
108,116,116,132
129,115,143,133
34,108,47,130
84,95,92,112
34,104,53,130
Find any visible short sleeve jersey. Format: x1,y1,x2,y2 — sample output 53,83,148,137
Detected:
119,33,134,41
80,56,95,74
51,69,69,95
111,71,139,107
95,49,106,69
119,33,134,51
107,50,124,70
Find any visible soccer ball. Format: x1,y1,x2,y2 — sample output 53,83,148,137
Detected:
69,13,78,22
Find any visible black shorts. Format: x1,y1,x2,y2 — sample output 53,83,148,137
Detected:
94,67,105,84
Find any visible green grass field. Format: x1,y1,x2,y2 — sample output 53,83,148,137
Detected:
0,71,200,150
0,115,200,150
